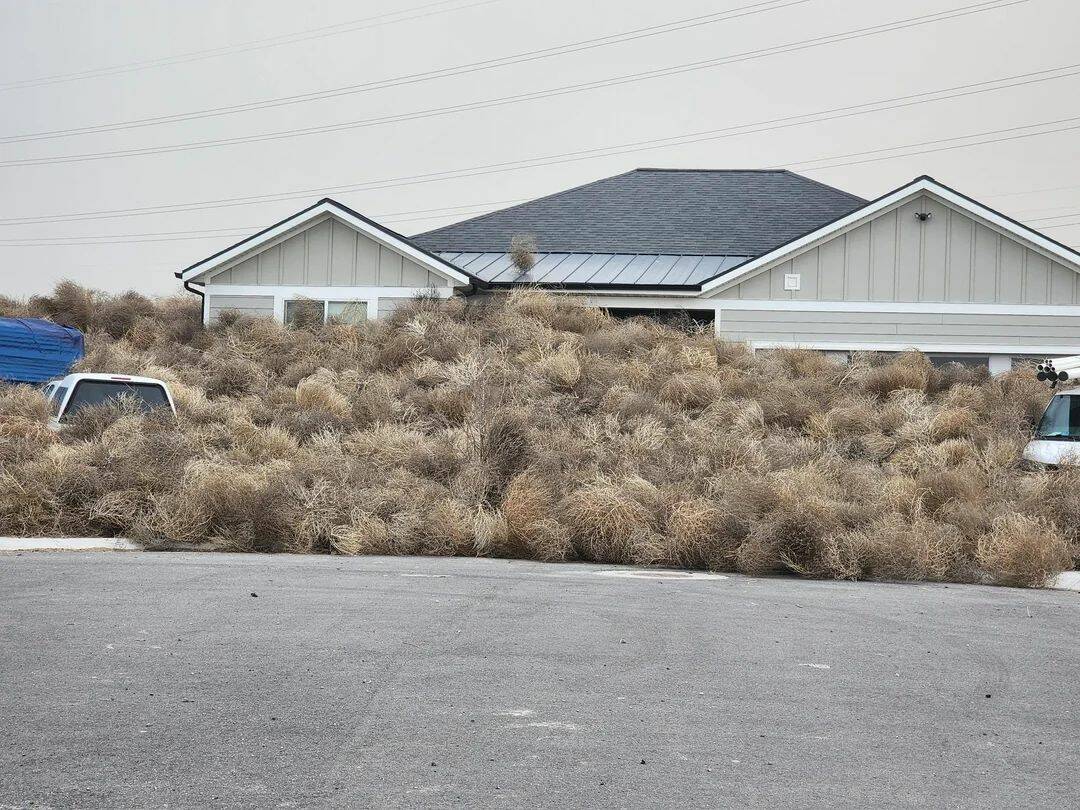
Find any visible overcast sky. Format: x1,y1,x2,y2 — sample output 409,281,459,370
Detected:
1,0,1077,298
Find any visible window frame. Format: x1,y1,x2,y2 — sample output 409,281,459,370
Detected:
283,297,369,326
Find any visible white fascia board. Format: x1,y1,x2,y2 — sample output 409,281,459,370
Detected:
714,300,1080,316
700,177,1080,296
543,288,701,298
747,340,1080,355
205,284,455,298
180,201,470,286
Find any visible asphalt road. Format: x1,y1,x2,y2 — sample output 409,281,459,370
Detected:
0,553,1076,809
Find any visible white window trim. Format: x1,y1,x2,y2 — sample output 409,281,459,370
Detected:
700,176,1080,296
284,298,370,326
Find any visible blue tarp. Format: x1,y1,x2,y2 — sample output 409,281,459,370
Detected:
0,318,84,384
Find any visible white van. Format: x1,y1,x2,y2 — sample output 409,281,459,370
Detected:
1023,388,1080,467
42,373,176,430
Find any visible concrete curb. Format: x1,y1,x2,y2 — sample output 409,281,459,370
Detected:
0,537,141,552
1049,571,1080,592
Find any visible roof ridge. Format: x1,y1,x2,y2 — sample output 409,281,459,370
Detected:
776,169,868,204
413,168,641,240
632,167,789,173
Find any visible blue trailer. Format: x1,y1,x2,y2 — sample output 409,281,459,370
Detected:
0,318,85,384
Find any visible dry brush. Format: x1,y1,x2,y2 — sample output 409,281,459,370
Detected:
0,282,1075,587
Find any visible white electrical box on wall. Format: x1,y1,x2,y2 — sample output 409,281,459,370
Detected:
783,273,801,291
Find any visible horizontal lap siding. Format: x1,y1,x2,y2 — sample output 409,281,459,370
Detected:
207,295,274,321
376,297,421,318
717,308,1080,348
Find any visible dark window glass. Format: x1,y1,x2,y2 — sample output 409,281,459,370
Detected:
603,307,715,328
50,385,68,416
64,380,168,418
1035,395,1080,440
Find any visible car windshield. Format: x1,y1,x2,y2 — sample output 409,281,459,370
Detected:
1035,394,1080,440
64,380,168,418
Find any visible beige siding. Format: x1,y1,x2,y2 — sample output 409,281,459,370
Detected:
715,195,1080,304
717,308,1080,350
207,295,274,321
209,215,451,288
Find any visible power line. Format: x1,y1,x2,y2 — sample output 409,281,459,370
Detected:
0,0,501,93
0,0,1020,149
0,200,528,245
0,66,1074,227
0,4,1052,170
785,117,1080,173
0,0,809,144
4,52,1073,172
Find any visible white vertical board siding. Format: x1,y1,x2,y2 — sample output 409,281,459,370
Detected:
208,215,452,288
713,195,1080,305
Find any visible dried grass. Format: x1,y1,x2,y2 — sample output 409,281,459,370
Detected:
0,283,1071,586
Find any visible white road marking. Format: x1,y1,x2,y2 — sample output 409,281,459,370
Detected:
800,663,831,670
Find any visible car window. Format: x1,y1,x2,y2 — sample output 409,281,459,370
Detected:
50,385,68,416
64,380,168,418
1035,395,1080,439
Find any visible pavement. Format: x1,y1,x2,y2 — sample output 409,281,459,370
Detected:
0,552,1076,809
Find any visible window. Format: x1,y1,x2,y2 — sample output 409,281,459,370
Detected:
284,299,368,327
49,385,68,416
603,307,715,328
284,299,325,328
327,301,368,324
1035,394,1080,441
64,380,168,419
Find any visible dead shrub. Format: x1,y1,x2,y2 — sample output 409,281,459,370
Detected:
561,478,660,563
976,514,1071,587
1,281,1073,587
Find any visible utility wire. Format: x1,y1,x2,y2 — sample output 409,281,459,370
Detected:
0,65,1074,227
0,199,528,245
0,0,809,143
785,117,1080,173
3,52,1072,171
0,0,1021,150
0,3,1050,169
0,0,501,92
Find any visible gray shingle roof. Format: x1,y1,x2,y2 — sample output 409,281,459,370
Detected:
412,169,867,257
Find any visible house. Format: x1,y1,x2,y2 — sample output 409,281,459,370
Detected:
177,168,1080,372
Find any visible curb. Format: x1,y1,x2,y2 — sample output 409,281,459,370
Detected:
0,538,141,552
1049,571,1080,592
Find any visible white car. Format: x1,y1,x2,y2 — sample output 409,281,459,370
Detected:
1023,388,1080,467
42,373,176,430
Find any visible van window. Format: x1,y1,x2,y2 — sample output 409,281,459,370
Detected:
64,380,168,418
1035,395,1080,440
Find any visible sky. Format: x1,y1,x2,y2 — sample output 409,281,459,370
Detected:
0,0,1078,298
